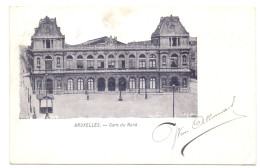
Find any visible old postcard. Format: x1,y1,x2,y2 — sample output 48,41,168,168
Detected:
9,6,256,164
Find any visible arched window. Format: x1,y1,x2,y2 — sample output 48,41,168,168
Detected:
77,55,84,69
77,78,84,90
139,54,146,68
108,55,115,69
149,54,156,58
183,78,187,88
77,55,83,59
66,56,73,69
108,55,114,59
67,55,73,59
36,57,40,66
87,78,94,90
149,54,156,68
119,54,125,59
97,55,104,69
182,55,187,64
87,55,94,69
162,56,167,66
170,54,178,67
129,54,136,68
45,56,52,60
87,55,93,59
129,78,135,89
118,54,126,69
56,57,60,66
45,56,52,70
67,79,73,90
129,54,135,58
150,78,156,89
139,77,146,89
98,55,104,59
139,54,146,58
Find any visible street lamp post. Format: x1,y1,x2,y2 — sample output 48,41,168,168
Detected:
172,84,175,118
145,83,147,99
85,90,89,100
118,82,123,101
45,73,50,119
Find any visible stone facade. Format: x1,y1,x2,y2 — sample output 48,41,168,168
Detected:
27,16,197,94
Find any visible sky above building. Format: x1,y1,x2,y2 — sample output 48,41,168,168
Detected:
10,6,212,45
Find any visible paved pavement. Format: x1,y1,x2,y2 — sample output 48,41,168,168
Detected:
22,79,197,119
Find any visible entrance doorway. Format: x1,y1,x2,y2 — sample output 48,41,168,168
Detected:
46,79,53,94
108,78,115,91
118,77,127,91
98,78,106,91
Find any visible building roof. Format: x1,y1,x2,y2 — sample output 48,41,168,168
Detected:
128,40,152,46
78,36,125,46
151,15,189,37
32,16,65,39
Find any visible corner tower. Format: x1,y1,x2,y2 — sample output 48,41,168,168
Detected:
31,16,65,50
151,15,189,47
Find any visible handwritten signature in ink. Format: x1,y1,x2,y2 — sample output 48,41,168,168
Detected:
152,96,246,156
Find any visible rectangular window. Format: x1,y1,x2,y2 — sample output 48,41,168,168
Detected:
162,56,166,66
67,60,72,69
77,60,84,69
129,60,136,68
87,60,94,69
118,60,125,68
139,60,146,68
108,60,115,69
149,60,156,68
46,40,50,48
97,61,104,68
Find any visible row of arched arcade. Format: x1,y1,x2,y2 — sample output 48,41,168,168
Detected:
35,76,189,94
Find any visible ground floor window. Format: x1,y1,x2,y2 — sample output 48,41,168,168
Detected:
150,78,156,89
68,79,73,90
88,78,94,90
78,78,84,90
129,78,135,89
139,78,146,89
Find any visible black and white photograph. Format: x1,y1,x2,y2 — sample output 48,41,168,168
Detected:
19,13,197,119
9,5,256,165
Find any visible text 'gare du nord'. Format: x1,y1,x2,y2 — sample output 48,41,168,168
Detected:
26,15,197,95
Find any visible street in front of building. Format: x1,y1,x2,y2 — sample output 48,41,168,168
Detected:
32,79,197,118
